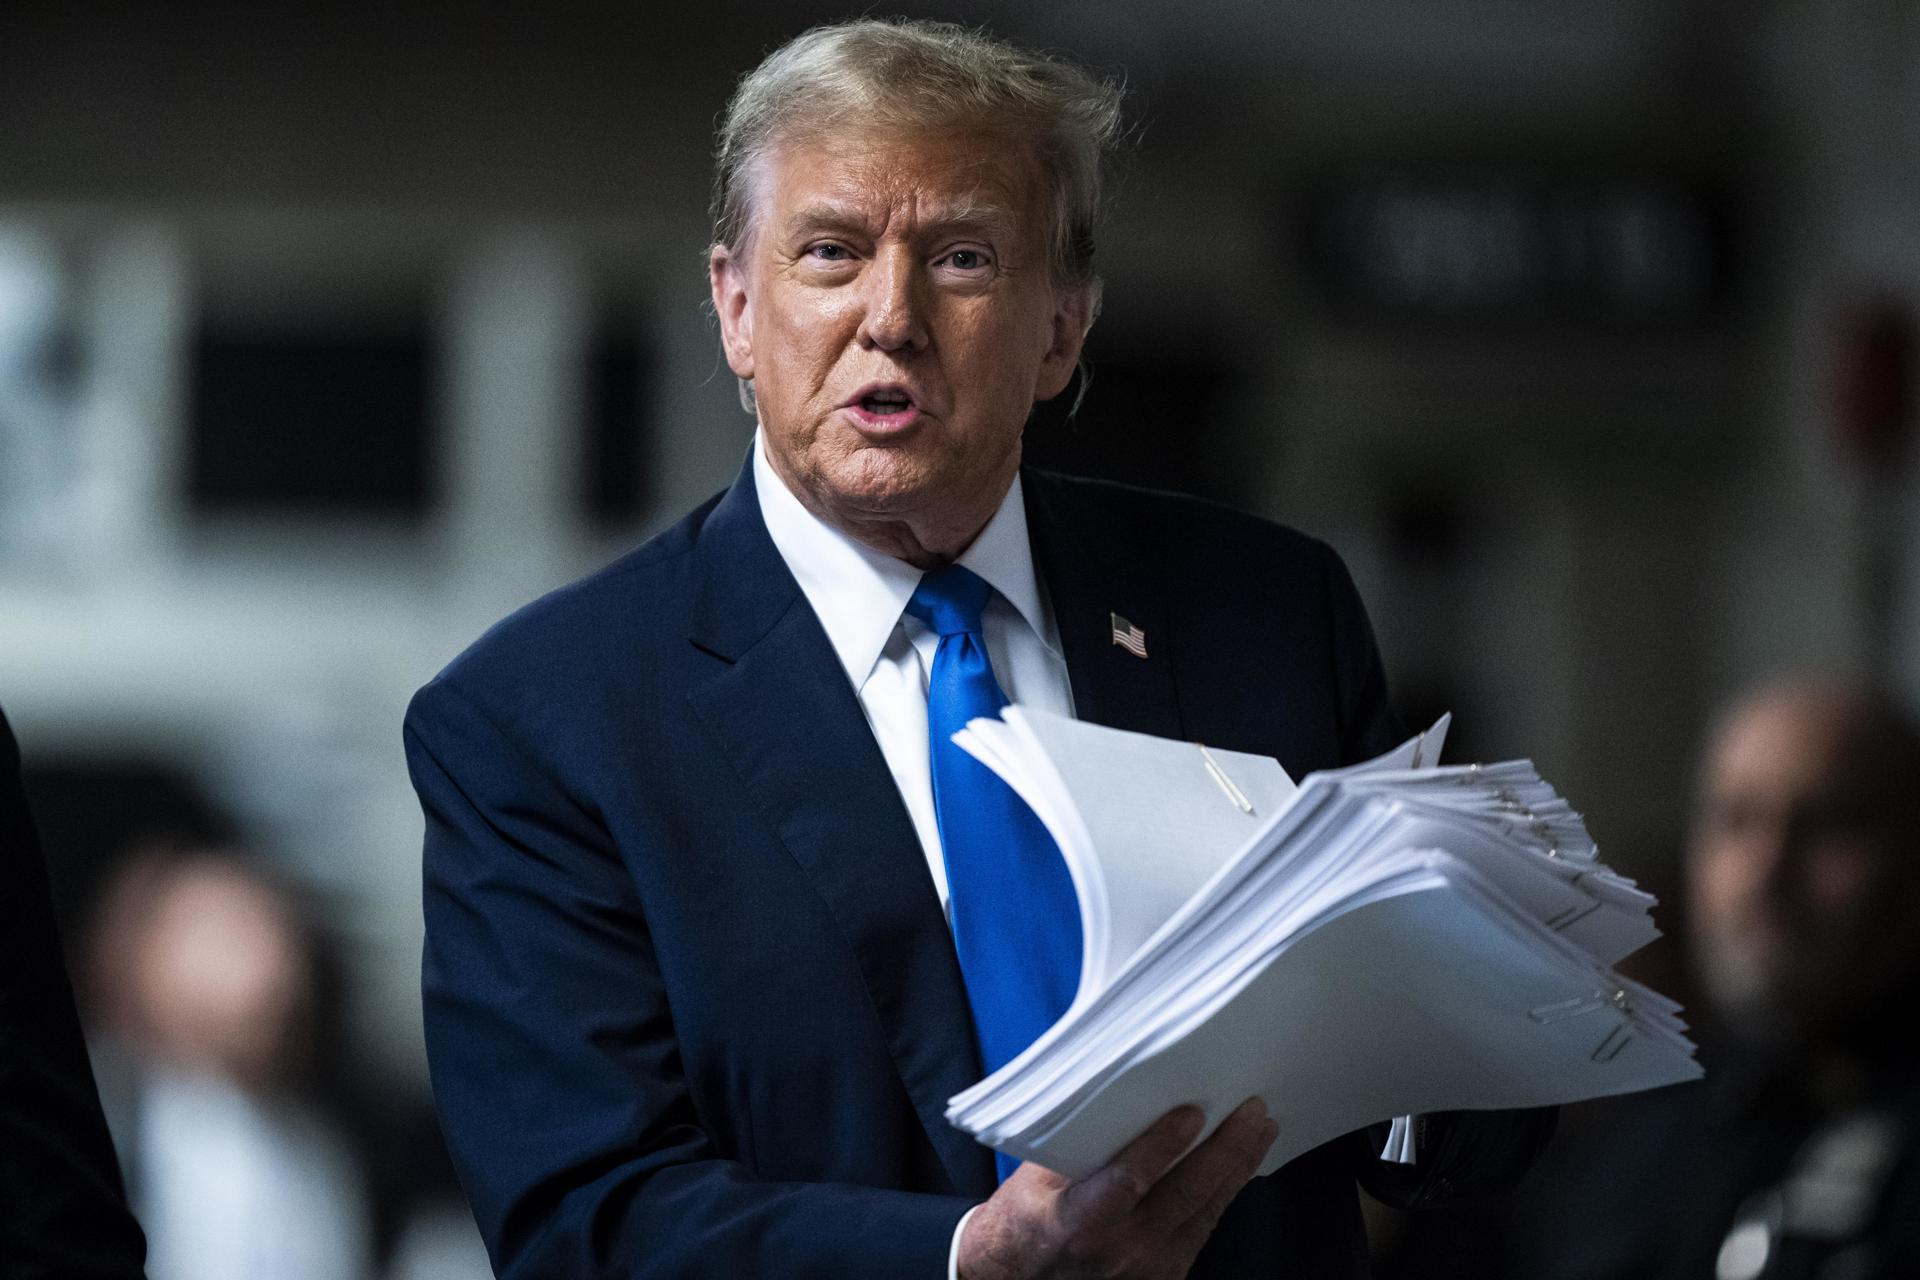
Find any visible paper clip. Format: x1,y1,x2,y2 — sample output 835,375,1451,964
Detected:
1492,787,1536,817
1528,993,1611,1023
1528,989,1629,1024
1592,1024,1635,1063
1197,745,1256,815
1506,818,1560,856
1546,899,1603,932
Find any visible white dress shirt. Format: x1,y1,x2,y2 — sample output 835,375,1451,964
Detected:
753,433,1076,908
753,433,1073,1275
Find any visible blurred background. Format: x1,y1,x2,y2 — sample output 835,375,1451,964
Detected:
1,1,1915,1277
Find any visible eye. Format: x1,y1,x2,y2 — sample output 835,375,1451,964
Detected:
942,248,992,272
805,242,853,263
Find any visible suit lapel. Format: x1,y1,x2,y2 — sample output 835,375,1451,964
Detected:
683,464,997,1196
1024,471,1186,741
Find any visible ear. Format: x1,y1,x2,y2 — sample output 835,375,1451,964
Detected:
709,245,756,380
1033,280,1096,402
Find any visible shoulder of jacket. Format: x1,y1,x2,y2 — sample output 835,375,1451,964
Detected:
424,488,725,697
1023,468,1334,565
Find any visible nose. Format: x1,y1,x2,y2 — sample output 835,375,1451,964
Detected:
857,247,930,353
1692,805,1801,925
1740,816,1810,911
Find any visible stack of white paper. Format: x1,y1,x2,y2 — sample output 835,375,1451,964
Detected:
946,708,1701,1179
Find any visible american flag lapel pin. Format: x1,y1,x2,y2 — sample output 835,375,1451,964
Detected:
1109,612,1148,659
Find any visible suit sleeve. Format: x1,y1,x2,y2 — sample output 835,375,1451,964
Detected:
1312,545,1561,1207
406,677,971,1280
0,710,148,1280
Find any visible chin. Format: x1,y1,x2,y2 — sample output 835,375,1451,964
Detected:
814,450,944,515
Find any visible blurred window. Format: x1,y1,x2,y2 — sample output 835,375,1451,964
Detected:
582,298,650,528
188,319,437,517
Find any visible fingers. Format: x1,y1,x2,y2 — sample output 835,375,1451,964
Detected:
1062,1104,1207,1225
964,1102,1277,1280
1139,1098,1277,1239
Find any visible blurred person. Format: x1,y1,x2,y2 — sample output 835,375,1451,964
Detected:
1687,683,1920,1062
85,845,373,1280
407,17,1551,1280
0,705,148,1279
1425,680,1920,1280
1671,681,1920,1278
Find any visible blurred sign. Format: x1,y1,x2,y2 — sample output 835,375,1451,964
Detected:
1302,167,1737,329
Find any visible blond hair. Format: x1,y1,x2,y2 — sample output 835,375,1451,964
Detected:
711,17,1126,289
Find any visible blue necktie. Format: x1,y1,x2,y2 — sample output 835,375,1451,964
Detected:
906,565,1082,1179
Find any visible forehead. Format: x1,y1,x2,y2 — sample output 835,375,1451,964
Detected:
1700,696,1920,841
1707,697,1850,798
757,126,1048,232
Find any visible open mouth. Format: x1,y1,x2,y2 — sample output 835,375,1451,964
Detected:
859,389,915,414
845,384,921,427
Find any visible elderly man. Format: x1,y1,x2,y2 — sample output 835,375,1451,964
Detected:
408,19,1547,1279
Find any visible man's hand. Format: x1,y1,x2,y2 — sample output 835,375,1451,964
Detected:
956,1098,1278,1280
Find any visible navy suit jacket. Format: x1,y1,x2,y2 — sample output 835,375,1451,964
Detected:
408,461,1549,1279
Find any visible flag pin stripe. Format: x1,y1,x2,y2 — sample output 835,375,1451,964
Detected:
1109,612,1148,659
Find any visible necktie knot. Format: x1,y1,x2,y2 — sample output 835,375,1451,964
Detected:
905,564,993,638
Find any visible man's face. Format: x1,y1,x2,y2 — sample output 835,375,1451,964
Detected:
1687,690,1919,1047
710,126,1090,561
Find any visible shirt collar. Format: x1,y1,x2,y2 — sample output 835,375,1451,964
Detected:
752,430,1059,689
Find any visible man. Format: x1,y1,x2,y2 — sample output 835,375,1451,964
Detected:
1463,680,1920,1280
408,19,1547,1278
1666,681,1920,1278
1686,683,1920,1067
0,706,149,1279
